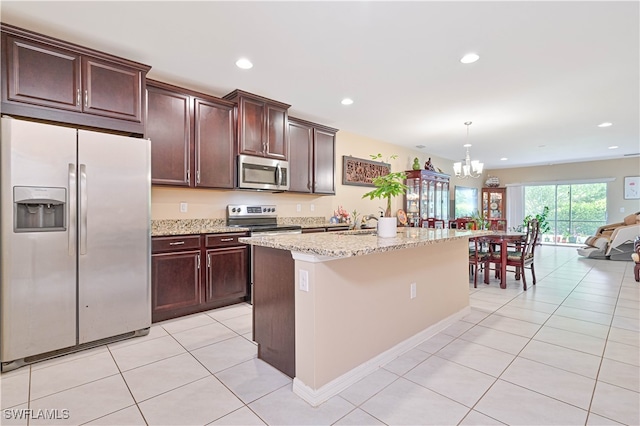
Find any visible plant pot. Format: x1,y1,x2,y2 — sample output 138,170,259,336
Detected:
377,217,398,238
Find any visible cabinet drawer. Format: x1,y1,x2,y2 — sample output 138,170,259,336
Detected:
205,232,249,248
152,235,201,253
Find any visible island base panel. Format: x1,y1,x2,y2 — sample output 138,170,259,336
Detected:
253,246,295,378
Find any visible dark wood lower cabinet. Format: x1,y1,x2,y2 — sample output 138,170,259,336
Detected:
205,246,249,302
152,250,201,322
253,246,295,378
151,233,249,323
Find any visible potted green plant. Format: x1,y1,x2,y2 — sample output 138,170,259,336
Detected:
362,155,407,237
523,206,551,243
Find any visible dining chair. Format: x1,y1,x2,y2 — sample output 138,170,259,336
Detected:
489,219,540,290
469,237,489,288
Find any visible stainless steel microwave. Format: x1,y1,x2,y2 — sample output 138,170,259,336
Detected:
237,154,289,191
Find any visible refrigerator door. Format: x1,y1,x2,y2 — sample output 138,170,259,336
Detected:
1,117,77,361
77,130,150,344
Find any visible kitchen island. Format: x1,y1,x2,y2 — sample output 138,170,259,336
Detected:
240,227,491,406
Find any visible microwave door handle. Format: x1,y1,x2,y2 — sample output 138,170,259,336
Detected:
276,163,281,188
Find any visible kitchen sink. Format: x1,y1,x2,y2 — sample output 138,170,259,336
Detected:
338,230,378,236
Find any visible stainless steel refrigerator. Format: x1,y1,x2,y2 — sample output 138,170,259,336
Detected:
1,116,151,371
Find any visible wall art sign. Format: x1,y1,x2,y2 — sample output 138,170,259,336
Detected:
624,176,640,199
342,156,391,187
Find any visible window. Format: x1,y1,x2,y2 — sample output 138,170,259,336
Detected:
454,186,478,218
524,183,607,245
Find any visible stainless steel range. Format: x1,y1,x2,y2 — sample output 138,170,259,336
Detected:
227,204,301,305
226,204,302,236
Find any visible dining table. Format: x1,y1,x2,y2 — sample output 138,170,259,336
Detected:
481,231,527,289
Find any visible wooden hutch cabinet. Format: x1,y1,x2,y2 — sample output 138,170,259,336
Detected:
403,170,450,227
482,187,507,221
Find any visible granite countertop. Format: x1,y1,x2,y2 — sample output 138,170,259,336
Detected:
239,228,493,258
151,219,249,236
151,217,344,236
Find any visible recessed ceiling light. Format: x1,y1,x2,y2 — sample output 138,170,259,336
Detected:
463,143,472,148
598,122,613,127
235,58,253,69
500,157,508,161
341,98,354,105
460,53,479,64
416,145,426,149
608,145,619,150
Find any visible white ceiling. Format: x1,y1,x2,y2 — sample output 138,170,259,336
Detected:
2,1,639,170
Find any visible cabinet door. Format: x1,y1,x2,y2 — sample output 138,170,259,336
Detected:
147,85,191,186
195,98,235,188
288,120,313,193
82,56,143,122
313,128,336,194
205,246,248,302
265,104,288,160
238,97,265,156
151,251,201,322
4,35,82,112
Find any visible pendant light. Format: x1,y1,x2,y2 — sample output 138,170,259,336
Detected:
453,121,484,178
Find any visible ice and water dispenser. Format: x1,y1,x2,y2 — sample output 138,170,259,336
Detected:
14,186,66,232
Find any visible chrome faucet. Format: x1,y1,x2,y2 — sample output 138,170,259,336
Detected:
363,214,379,222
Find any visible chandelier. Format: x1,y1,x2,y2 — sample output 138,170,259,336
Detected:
453,121,484,178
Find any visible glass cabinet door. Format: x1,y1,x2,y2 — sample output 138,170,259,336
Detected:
482,187,506,220
403,170,451,227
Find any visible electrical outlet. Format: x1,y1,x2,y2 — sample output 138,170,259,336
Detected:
296,204,302,212
310,204,315,212
299,269,309,292
180,202,188,213
410,283,417,299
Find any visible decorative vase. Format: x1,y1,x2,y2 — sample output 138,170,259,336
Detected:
485,176,500,187
412,157,421,170
377,217,397,238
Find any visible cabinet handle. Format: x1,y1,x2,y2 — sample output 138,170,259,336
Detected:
186,170,190,183
220,238,234,242
169,241,185,246
196,170,200,184
76,89,80,106
197,253,200,269
84,90,88,107
207,254,211,268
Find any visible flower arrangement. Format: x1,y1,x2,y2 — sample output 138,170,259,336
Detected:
333,205,350,223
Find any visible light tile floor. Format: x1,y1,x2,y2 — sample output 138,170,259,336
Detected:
1,246,638,425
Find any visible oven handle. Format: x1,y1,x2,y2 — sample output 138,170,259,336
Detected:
250,230,302,237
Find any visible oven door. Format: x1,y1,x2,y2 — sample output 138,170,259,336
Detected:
238,154,289,191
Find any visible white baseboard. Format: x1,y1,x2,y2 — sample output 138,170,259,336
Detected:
292,305,471,407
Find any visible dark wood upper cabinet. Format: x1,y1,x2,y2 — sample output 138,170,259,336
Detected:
288,119,313,193
147,83,191,186
194,97,235,189
288,117,338,195
223,89,290,160
313,127,337,194
1,24,150,135
82,57,142,122
146,79,235,189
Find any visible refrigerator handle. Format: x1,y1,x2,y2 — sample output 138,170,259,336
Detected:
68,163,76,256
80,164,88,255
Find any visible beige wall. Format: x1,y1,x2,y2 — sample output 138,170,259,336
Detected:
486,157,640,223
151,130,456,221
